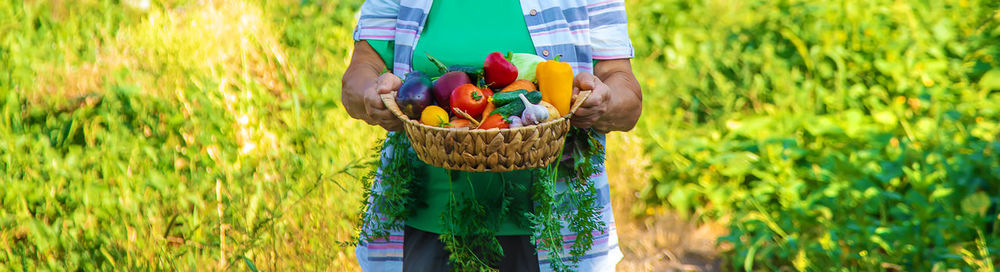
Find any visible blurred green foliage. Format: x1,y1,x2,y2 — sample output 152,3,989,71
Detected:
2,0,999,270
629,0,1000,270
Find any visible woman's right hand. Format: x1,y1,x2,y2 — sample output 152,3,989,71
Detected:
341,41,405,131
344,73,404,131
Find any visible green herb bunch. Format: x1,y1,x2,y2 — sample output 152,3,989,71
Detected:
527,128,607,271
439,173,505,271
356,128,606,271
354,132,423,242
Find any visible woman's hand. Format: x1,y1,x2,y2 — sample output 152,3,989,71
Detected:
350,73,404,131
341,41,405,131
570,72,611,129
570,59,643,133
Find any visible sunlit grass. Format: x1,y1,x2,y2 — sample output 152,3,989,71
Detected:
1,0,659,269
1,0,376,270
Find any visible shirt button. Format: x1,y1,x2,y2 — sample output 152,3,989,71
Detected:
542,49,550,57
530,9,538,16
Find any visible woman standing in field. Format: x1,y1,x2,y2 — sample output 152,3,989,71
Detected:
340,0,642,271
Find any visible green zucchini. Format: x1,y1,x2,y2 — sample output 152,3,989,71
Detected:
491,100,525,117
492,90,541,107
491,91,543,117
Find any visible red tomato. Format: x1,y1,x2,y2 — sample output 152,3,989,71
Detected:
478,114,509,130
450,84,490,120
481,87,494,100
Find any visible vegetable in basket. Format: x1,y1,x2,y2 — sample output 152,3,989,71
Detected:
536,55,573,116
480,101,496,123
396,71,434,119
478,114,509,129
507,115,523,128
509,53,546,82
483,51,518,88
446,65,484,83
491,89,541,106
539,100,561,119
432,71,471,112
448,118,472,128
426,54,474,111
420,105,450,127
450,84,491,120
518,93,549,125
499,79,537,93
490,90,542,118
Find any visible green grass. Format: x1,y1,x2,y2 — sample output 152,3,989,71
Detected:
2,0,999,271
1,0,375,270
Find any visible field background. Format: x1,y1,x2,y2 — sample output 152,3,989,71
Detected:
1,0,998,271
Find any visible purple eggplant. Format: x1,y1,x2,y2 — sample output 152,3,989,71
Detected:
396,71,433,119
432,71,471,113
447,65,484,84
424,54,479,113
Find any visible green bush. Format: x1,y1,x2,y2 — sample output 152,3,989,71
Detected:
629,0,1000,270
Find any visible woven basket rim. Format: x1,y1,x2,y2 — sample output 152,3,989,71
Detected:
402,112,569,133
380,88,590,171
380,90,591,131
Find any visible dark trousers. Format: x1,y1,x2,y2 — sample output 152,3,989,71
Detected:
402,226,541,272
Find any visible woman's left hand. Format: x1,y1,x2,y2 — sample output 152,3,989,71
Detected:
570,72,611,130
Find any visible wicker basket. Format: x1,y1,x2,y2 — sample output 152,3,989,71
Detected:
380,90,591,172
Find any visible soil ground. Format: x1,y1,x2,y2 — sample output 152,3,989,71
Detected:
606,133,726,272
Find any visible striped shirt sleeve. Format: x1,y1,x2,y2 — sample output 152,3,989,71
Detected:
587,0,634,59
353,0,401,41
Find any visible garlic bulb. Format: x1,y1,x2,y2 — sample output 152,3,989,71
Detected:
518,93,549,125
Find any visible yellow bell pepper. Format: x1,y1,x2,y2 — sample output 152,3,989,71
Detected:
536,55,573,116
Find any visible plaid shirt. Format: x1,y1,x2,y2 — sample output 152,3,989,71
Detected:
352,0,633,271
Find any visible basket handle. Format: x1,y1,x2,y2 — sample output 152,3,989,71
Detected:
379,92,411,122
566,90,592,118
